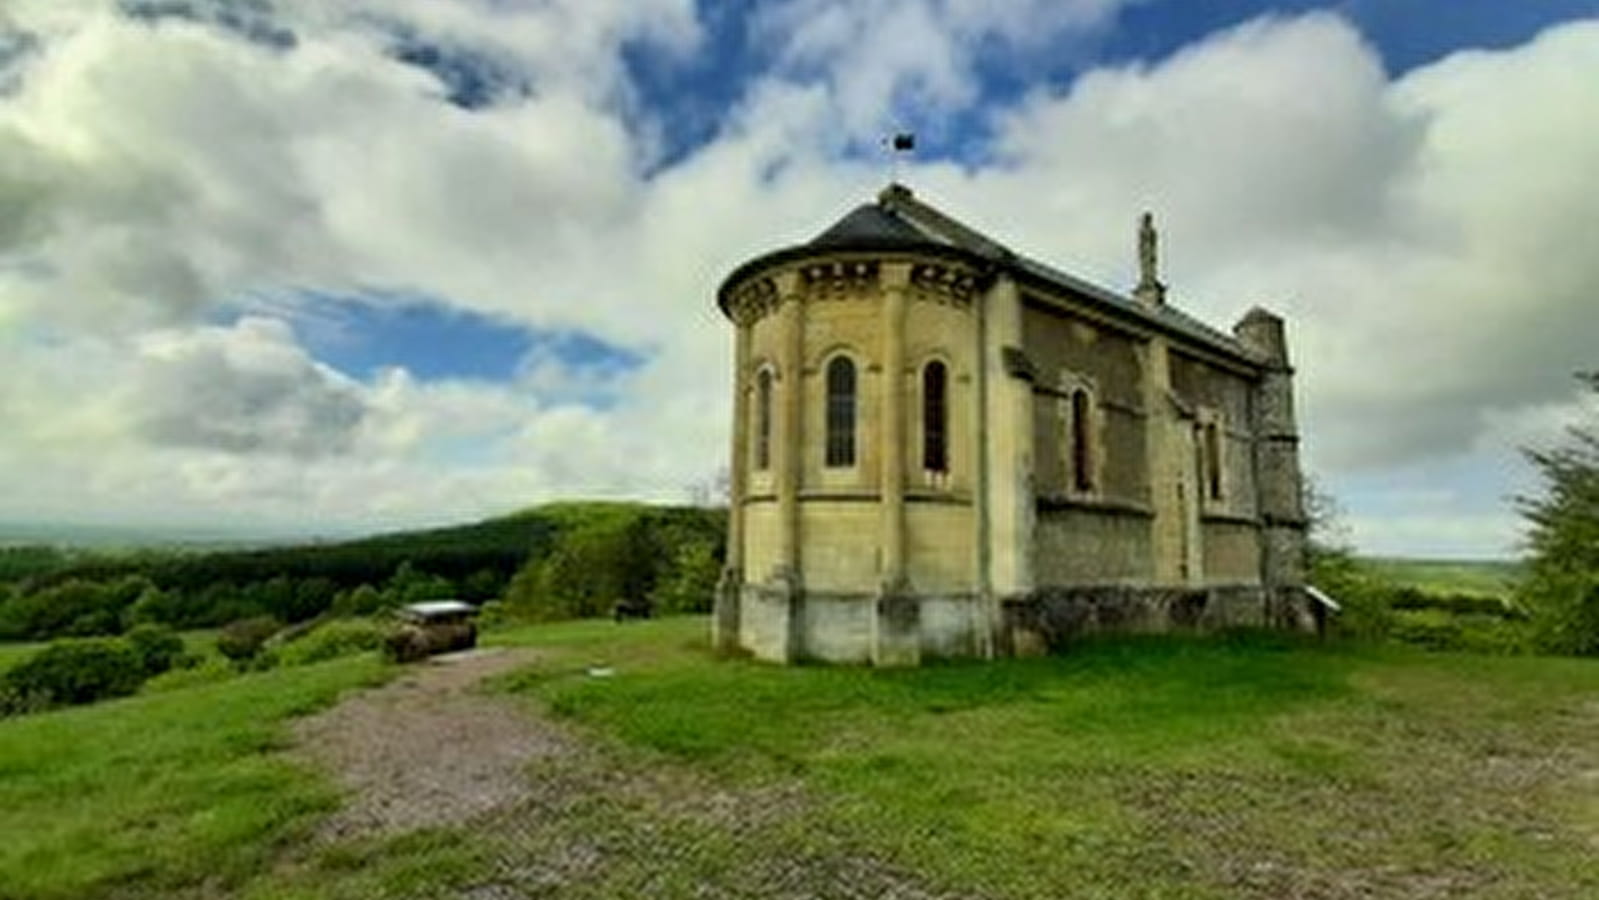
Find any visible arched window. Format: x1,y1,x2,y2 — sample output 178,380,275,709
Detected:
1204,421,1222,501
825,356,856,467
754,368,773,471
1071,388,1093,492
922,361,948,474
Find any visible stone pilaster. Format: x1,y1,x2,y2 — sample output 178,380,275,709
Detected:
873,265,918,666
714,319,751,653
1235,307,1308,629
879,266,909,587
982,274,1035,653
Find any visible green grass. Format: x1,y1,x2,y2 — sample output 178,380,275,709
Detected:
490,618,1599,898
4,617,1598,899
1361,556,1523,597
0,638,43,673
0,655,389,899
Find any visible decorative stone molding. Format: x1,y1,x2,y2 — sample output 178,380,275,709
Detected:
728,276,780,326
908,261,978,309
798,259,881,299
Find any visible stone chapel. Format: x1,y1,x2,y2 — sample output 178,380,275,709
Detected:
712,183,1311,665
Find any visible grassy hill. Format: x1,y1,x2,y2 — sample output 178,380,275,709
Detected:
3,618,1597,898
1359,556,1523,598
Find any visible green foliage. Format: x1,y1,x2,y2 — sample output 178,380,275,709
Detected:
124,624,185,676
385,561,455,606
333,583,386,616
1,638,146,713
0,576,151,641
1387,586,1522,618
504,506,724,621
1516,372,1599,654
215,616,281,665
0,503,718,640
476,600,509,629
1389,609,1534,655
0,545,72,583
277,619,386,666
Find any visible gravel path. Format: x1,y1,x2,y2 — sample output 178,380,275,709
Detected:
290,647,979,898
292,647,564,839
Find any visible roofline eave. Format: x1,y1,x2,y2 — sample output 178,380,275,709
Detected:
715,241,992,318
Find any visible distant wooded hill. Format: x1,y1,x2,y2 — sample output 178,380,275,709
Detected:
0,502,726,640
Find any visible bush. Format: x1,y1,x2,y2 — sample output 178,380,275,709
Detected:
142,657,234,694
1388,587,1517,618
216,617,281,665
2,638,146,712
381,626,429,664
278,619,386,666
1388,609,1533,655
125,624,185,676
476,600,509,630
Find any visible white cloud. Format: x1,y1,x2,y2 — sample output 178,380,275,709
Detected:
751,0,1136,137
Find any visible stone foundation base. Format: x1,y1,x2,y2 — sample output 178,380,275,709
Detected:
733,581,1311,665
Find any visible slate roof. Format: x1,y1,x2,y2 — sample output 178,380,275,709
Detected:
718,184,1267,367
810,203,932,248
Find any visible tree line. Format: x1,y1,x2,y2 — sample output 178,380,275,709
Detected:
0,503,726,642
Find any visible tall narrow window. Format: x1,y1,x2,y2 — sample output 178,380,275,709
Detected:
1204,421,1222,501
1071,389,1093,492
922,361,948,473
825,356,857,467
754,369,773,471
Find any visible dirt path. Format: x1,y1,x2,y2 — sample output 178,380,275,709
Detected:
289,647,977,898
292,647,564,839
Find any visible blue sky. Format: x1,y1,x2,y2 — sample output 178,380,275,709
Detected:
1,0,1596,554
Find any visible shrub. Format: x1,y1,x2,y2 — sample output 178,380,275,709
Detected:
381,625,429,664
141,657,233,694
2,638,146,711
125,624,185,676
476,600,509,630
216,616,281,665
1388,588,1516,618
278,619,386,666
1388,610,1533,655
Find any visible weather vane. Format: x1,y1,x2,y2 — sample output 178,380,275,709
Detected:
884,131,915,184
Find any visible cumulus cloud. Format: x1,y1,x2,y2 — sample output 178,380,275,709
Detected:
0,1,1593,554
751,0,1135,137
132,317,366,457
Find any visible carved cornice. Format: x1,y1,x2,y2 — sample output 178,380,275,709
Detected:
908,261,977,310
798,259,881,300
728,276,780,326
726,255,982,325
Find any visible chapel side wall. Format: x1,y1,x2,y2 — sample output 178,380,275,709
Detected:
905,502,976,593
742,501,781,586
1020,301,1157,589
1200,521,1262,584
1168,352,1258,521
1033,509,1153,584
799,501,880,593
1021,302,1149,506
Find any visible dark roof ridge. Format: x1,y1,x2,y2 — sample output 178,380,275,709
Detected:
720,184,1272,367
881,184,1263,365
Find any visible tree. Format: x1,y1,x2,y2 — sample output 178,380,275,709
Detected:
1302,476,1390,639
1517,372,1599,655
